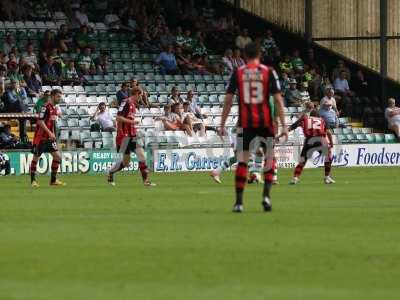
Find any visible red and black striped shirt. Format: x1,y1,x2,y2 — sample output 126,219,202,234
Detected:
291,115,328,138
227,62,281,129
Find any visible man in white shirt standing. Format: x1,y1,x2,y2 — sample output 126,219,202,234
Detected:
235,29,252,50
320,86,339,116
91,102,115,132
385,98,400,138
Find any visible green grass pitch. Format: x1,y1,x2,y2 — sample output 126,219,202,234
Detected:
1,167,400,300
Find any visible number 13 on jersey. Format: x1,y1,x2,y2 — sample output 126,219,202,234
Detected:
243,80,264,104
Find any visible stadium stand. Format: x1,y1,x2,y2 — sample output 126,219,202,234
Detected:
0,0,398,152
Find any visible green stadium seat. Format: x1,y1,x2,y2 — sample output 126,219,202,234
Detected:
356,134,368,143
374,133,384,143
366,134,375,143
384,134,397,143
337,134,348,143
342,128,352,135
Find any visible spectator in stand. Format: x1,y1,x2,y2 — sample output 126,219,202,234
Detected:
0,124,19,149
291,49,304,72
62,60,81,85
155,45,179,75
75,25,95,50
332,59,351,81
0,52,7,71
182,29,194,53
159,27,176,48
192,33,208,57
279,54,294,74
175,46,191,74
235,28,252,50
189,55,209,75
334,70,352,96
116,82,130,105
299,81,311,104
202,0,216,24
304,48,318,69
186,90,206,119
40,30,56,56
156,105,180,131
21,43,39,70
76,47,96,75
56,24,74,53
285,78,302,107
7,60,25,87
4,80,28,112
351,69,369,97
49,47,65,75
320,87,339,116
121,6,138,32
175,27,185,47
319,99,339,129
308,67,322,100
168,86,183,105
34,90,50,113
170,102,193,135
1,34,15,56
94,51,110,75
232,48,245,69
130,78,151,108
182,101,206,136
90,102,115,132
41,55,61,85
29,1,51,21
71,4,90,30
261,29,276,55
22,65,42,98
385,98,400,138
222,48,234,74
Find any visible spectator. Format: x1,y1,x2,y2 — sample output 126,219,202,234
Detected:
7,61,25,87
121,6,138,32
0,124,19,149
116,82,130,105
155,45,179,75
156,105,180,131
129,78,151,108
175,46,191,74
319,100,339,129
71,5,90,29
235,28,252,50
22,65,42,97
76,47,96,75
202,0,216,24
182,101,206,136
40,30,56,55
75,25,95,50
62,60,81,85
298,81,311,104
186,90,205,119
222,48,234,74
49,48,65,75
170,102,192,135
232,48,245,69
279,54,294,74
308,67,322,100
192,34,208,57
0,52,7,71
94,51,110,75
34,90,50,113
188,55,209,75
304,48,318,69
351,70,369,97
2,34,15,55
334,70,353,97
168,86,183,105
385,98,400,138
332,59,351,81
261,29,277,55
41,56,61,85
175,27,185,47
291,49,304,72
90,102,115,132
4,80,28,113
182,29,194,53
56,24,74,53
320,87,339,116
21,43,39,70
159,27,176,48
285,79,302,107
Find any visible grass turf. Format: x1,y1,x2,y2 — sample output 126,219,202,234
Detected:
0,167,400,300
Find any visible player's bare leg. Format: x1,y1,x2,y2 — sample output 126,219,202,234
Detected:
135,146,156,186
50,151,65,186
233,150,250,213
30,155,40,187
107,154,130,186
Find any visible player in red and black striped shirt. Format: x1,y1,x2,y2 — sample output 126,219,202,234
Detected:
30,89,65,187
281,109,335,184
219,42,288,213
107,87,155,187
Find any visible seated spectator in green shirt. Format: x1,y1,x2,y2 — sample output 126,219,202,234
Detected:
279,54,293,75
291,49,304,72
76,47,96,75
62,60,82,85
75,25,94,50
192,36,208,57
182,29,194,53
34,91,50,113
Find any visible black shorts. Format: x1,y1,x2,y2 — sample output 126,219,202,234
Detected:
31,140,58,156
236,128,275,152
116,137,137,155
300,136,328,159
